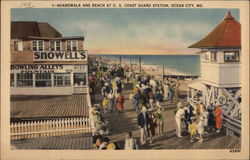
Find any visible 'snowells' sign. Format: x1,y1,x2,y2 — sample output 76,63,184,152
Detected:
33,51,87,62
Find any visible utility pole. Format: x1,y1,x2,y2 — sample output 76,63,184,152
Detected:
130,57,132,71
162,64,165,81
139,56,141,73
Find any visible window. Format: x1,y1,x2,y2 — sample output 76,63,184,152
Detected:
210,51,217,62
54,73,71,86
202,53,209,61
67,40,77,51
50,41,61,51
10,73,15,86
35,73,52,87
14,41,18,51
32,40,44,51
224,51,240,62
17,73,33,87
73,73,86,86
13,41,23,51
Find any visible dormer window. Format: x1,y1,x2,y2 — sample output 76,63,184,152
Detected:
224,51,240,62
210,51,217,62
67,40,77,51
32,40,44,51
50,40,61,51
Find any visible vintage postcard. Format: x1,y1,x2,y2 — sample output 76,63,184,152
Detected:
1,0,249,160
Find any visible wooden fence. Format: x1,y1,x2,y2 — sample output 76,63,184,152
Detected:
10,117,93,140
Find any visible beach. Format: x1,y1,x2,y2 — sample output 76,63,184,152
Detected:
90,54,197,92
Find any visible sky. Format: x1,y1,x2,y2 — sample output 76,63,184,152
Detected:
11,8,239,55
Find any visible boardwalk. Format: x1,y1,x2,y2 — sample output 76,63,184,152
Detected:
93,84,241,150
11,133,92,150
11,84,241,150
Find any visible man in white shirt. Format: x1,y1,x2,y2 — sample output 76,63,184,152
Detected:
124,132,139,150
163,82,169,100
175,102,185,138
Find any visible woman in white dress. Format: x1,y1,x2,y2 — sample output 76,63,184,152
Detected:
175,102,185,138
196,114,205,142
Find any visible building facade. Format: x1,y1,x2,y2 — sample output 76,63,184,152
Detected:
10,21,88,95
187,12,241,136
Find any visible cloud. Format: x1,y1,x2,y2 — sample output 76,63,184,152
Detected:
61,19,213,55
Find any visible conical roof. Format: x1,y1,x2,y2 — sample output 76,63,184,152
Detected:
189,12,241,48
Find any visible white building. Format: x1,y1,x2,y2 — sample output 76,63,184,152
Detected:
187,12,241,136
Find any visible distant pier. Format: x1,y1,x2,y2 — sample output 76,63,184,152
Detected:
164,75,199,80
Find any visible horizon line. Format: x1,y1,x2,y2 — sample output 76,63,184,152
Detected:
88,53,199,56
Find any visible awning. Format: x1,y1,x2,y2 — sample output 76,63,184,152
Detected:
188,81,206,91
11,94,89,120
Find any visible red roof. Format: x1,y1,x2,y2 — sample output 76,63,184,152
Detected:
189,12,241,48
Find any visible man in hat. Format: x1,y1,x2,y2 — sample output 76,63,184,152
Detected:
168,85,175,103
175,102,185,138
155,90,163,108
207,102,216,132
99,137,110,150
137,107,150,145
101,82,110,97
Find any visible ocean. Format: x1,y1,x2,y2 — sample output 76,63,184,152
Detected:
92,54,200,76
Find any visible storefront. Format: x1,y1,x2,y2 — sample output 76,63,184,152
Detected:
10,62,88,95
10,21,88,95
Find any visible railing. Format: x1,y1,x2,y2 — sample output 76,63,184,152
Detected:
73,86,87,94
187,97,201,106
86,87,95,135
223,114,241,136
10,117,93,140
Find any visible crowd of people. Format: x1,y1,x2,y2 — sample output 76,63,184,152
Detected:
88,56,224,149
174,101,223,143
91,104,111,135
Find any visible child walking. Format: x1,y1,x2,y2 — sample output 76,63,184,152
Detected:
102,97,110,115
188,117,197,142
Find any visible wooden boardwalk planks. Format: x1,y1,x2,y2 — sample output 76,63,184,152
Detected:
11,134,92,150
97,86,241,150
